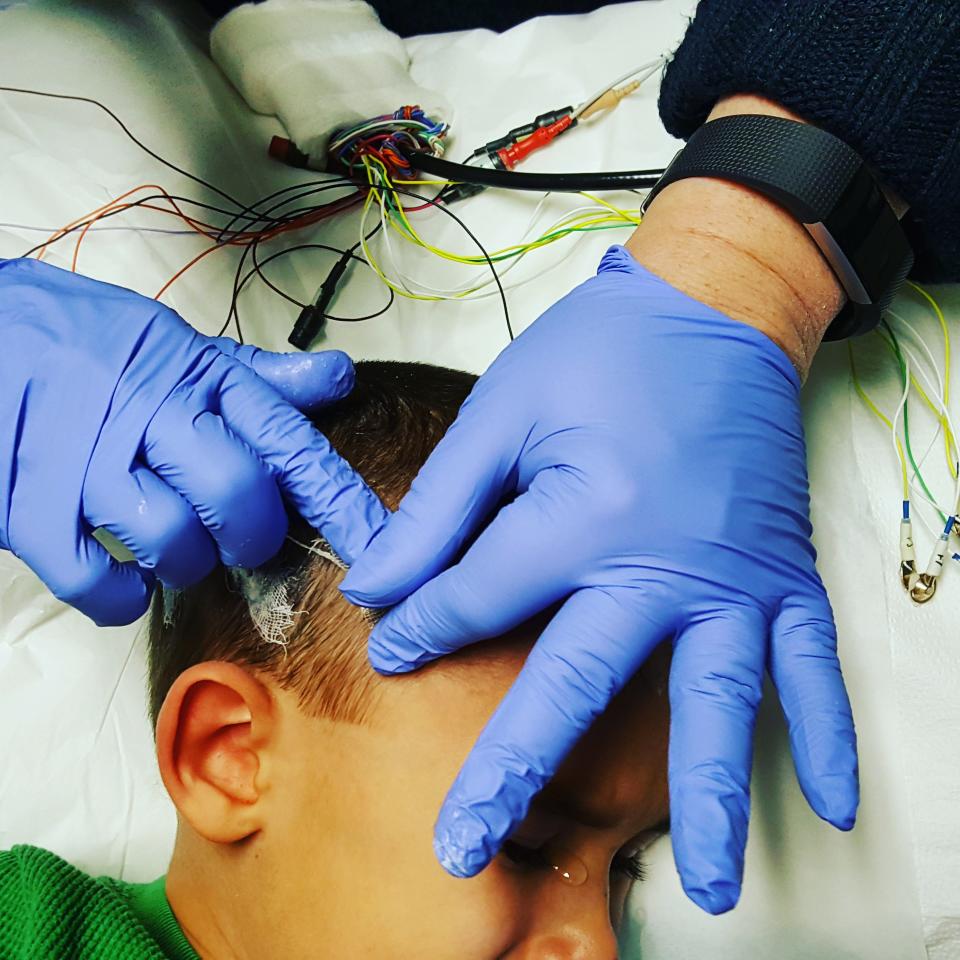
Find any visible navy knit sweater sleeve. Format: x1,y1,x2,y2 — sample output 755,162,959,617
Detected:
657,0,960,283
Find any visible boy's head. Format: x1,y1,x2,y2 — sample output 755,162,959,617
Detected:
149,360,670,960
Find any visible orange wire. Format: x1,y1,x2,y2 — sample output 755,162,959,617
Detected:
40,184,169,262
36,179,366,302
67,185,271,272
154,242,225,300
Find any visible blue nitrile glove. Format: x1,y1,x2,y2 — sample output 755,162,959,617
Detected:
0,258,388,626
341,245,858,914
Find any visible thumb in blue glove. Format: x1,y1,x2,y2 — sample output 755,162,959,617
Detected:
0,258,389,626
341,245,858,914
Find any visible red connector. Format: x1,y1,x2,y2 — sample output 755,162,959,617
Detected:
495,115,574,170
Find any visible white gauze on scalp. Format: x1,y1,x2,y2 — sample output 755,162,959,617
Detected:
226,536,350,647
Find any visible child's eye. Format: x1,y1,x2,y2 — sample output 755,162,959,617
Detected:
502,840,648,884
611,851,647,883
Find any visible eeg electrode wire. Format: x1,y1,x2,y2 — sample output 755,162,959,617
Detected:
849,283,960,601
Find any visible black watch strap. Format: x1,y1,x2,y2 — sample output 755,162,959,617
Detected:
640,114,914,340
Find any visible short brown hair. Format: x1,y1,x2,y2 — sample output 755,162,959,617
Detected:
147,360,477,727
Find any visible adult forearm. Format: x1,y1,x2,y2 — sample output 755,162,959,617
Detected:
626,94,906,379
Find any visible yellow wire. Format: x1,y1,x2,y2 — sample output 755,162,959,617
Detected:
577,191,643,224
360,173,496,301
907,280,956,476
363,158,641,266
848,340,909,498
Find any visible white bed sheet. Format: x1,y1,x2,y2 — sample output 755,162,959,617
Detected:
0,1,955,957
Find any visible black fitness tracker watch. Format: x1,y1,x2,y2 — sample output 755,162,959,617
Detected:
640,114,914,340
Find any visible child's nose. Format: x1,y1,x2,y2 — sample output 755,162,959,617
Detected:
510,884,619,960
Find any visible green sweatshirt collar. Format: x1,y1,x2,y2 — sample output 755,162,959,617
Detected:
126,877,200,960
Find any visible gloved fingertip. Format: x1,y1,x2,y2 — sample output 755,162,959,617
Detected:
88,565,155,627
339,567,382,606
258,349,355,411
218,520,288,571
813,773,859,831
682,879,741,915
433,805,495,878
367,621,428,675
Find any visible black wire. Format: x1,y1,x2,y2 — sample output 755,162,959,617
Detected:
250,220,382,308
18,192,243,258
0,86,365,249
0,86,249,211
16,184,360,260
2,85,508,341
251,236,305,307
374,181,513,341
213,177,359,241
224,234,395,342
406,149,664,194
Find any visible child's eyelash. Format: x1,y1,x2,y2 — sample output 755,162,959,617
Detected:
611,852,647,883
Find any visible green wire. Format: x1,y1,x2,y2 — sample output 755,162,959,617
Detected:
453,222,632,265
879,320,946,522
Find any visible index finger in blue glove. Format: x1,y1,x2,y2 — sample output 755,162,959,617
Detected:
214,361,389,566
365,468,583,674
341,385,518,607
667,608,766,915
83,461,218,589
209,339,355,414
142,390,288,571
769,590,858,829
433,585,669,878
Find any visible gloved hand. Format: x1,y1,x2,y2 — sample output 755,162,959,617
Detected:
342,245,859,914
0,258,387,626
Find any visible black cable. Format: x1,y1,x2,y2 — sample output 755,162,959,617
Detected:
285,221,387,349
405,149,664,194
251,236,305,307
251,219,382,309
0,86,363,247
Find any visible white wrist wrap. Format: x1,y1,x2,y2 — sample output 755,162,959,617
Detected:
210,0,448,166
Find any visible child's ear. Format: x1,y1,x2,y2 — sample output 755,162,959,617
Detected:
156,661,276,844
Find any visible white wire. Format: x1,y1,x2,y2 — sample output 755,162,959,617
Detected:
885,348,944,540
888,313,950,513
897,339,960,519
880,309,960,529
376,206,634,299
375,201,632,299
362,171,639,301
890,310,958,471
329,116,437,152
898,342,958,457
889,310,946,399
572,57,665,119
0,220,197,237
